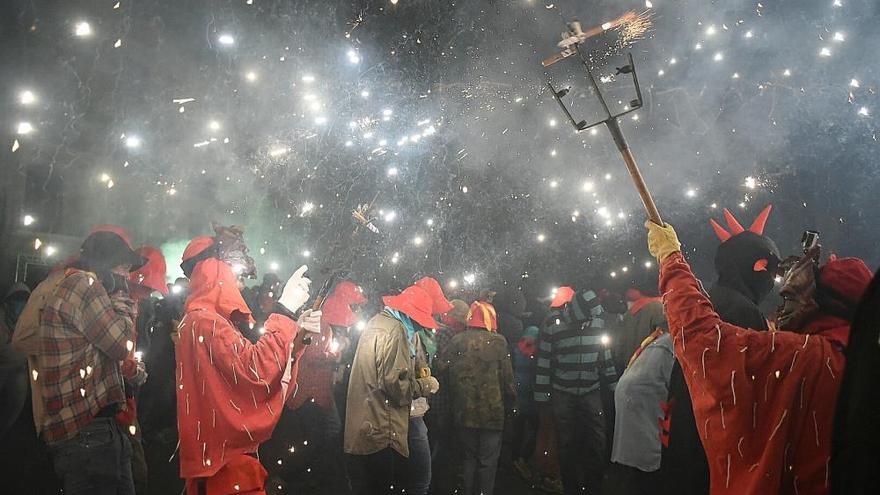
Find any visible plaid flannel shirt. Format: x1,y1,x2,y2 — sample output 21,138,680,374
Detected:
39,269,135,443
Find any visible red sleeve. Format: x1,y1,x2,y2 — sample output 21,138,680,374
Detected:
660,253,827,395
190,312,303,392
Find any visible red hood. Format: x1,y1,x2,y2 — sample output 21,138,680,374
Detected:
322,281,367,327
185,258,253,323
800,313,851,348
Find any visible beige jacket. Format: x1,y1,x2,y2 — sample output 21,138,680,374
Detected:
344,312,434,458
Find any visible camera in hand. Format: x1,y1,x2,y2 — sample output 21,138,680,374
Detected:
98,270,131,295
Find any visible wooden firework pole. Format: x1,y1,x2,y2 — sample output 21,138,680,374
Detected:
545,49,663,225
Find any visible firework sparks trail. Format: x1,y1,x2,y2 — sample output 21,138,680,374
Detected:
542,10,654,67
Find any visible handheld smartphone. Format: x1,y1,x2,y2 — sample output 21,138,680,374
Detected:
801,230,820,253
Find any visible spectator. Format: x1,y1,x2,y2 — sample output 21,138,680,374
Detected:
0,283,31,438
37,225,146,495
613,289,666,373
511,325,539,483
437,301,515,495
535,286,617,495
344,284,441,495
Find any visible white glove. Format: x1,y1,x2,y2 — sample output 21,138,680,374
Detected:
278,265,311,313
297,309,322,334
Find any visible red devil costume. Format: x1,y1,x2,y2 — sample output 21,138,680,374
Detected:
662,206,779,495
175,231,304,495
650,219,872,495
287,280,366,411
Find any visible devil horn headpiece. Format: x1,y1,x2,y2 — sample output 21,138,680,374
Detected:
710,204,773,242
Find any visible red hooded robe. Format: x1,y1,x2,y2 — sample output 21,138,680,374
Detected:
176,258,303,494
660,252,870,495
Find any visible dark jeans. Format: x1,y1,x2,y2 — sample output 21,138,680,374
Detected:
459,427,503,495
426,409,458,495
601,462,661,495
347,448,407,495
48,417,135,495
406,417,431,495
512,411,538,461
551,389,608,495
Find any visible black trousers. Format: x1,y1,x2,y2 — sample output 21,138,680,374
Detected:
550,389,608,495
347,449,407,495
602,462,661,495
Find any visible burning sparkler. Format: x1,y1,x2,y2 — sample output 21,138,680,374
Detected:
542,11,653,67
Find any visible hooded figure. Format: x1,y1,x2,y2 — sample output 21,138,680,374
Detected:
647,220,872,495
174,226,315,495
832,267,880,494
0,283,31,437
662,205,778,495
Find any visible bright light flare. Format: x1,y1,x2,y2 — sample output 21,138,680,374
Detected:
387,166,398,177
301,75,315,83
19,90,36,105
22,214,35,226
218,34,235,45
269,262,280,271
744,176,757,189
383,211,396,222
44,245,57,257
300,201,315,216
125,135,142,148
833,32,845,42
208,121,221,131
537,233,546,242
347,49,361,64
412,236,423,246
463,273,476,284
713,52,724,62
75,22,92,37
858,106,869,117
819,47,832,57
16,122,34,135
448,279,458,289
245,71,258,82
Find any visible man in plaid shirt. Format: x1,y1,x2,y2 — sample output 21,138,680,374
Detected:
38,226,145,495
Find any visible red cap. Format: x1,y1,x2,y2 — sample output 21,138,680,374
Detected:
383,286,438,329
130,246,169,295
550,286,575,308
414,276,454,315
819,257,873,307
466,301,498,331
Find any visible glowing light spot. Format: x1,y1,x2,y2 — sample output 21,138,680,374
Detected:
75,22,92,37
17,122,34,135
22,214,35,226
19,90,36,105
713,52,724,62
819,47,831,57
858,106,869,117
744,176,757,189
705,25,717,36
217,34,235,45
644,261,653,268
833,32,845,42
45,245,57,257
537,233,546,242
600,334,611,345
245,71,257,82
463,273,476,284
125,135,142,148
850,78,860,88
412,236,423,246
384,211,396,222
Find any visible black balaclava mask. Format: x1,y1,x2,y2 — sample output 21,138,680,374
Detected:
710,205,780,304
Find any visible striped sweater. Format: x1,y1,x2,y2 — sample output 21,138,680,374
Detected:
534,289,618,401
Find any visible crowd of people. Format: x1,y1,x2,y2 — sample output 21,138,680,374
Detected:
0,205,878,495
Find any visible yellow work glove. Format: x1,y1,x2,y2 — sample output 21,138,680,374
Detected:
646,221,682,262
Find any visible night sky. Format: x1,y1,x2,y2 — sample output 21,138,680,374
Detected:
3,0,878,306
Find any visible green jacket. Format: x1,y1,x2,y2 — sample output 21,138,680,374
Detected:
437,328,515,431
344,312,435,457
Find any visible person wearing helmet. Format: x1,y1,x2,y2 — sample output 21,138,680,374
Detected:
174,225,321,495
